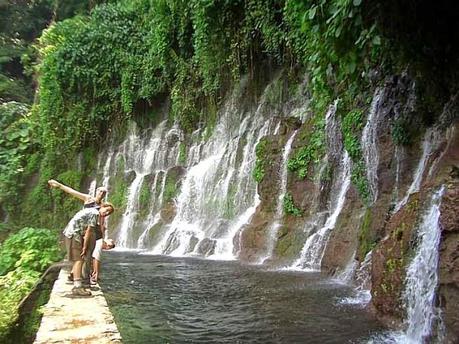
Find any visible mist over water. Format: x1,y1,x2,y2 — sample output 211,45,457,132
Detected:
102,252,385,344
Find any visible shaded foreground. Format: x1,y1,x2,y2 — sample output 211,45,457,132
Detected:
102,251,386,343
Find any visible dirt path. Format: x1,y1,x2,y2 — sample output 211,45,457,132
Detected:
34,268,122,343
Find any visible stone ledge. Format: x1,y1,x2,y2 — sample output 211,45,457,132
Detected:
34,268,122,344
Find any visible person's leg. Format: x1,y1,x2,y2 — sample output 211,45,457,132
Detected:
65,237,74,281
92,258,100,283
69,237,91,296
81,230,96,285
73,260,83,286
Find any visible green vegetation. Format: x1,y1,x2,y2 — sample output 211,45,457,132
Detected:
178,142,187,165
223,183,237,220
15,279,54,343
4,0,453,223
358,207,376,260
0,1,53,103
0,102,33,213
351,161,370,204
0,227,62,341
288,116,325,179
138,180,153,219
34,0,386,158
341,109,370,203
108,180,128,212
253,138,268,183
163,168,183,204
283,192,302,217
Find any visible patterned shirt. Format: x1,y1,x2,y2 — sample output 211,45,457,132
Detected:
63,208,99,242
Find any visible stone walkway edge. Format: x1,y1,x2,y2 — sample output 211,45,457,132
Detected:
34,268,122,343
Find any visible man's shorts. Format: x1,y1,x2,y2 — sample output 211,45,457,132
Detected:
65,236,83,262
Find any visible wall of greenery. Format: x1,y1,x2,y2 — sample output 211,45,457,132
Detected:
29,0,387,205
34,0,389,154
0,227,63,341
1,0,456,228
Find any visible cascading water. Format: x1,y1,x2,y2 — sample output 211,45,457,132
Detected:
150,80,282,258
339,250,373,306
335,252,358,284
117,173,146,248
103,121,180,248
393,129,434,213
137,172,164,249
101,150,114,189
88,180,97,197
399,187,446,343
361,88,384,204
289,151,351,271
258,130,298,264
288,103,351,271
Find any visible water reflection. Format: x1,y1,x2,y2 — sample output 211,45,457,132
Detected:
102,252,385,343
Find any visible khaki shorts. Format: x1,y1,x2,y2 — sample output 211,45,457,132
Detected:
65,236,83,262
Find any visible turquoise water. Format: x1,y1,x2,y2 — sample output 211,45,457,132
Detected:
102,251,385,343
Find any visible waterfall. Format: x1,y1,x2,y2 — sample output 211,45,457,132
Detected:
335,252,357,284
210,195,260,260
117,174,145,248
137,172,163,249
326,100,342,162
286,103,351,271
258,130,298,264
100,149,114,189
339,250,373,305
88,179,97,197
149,80,280,258
401,186,445,343
112,121,180,248
361,88,384,204
393,129,434,213
289,151,351,271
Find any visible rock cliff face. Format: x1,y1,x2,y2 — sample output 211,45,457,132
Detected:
100,71,458,341
239,75,458,340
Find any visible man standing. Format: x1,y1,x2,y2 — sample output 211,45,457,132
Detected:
63,203,114,296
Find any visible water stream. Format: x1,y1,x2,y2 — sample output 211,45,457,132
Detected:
400,187,446,343
289,151,351,271
361,88,384,204
258,130,298,263
393,129,434,213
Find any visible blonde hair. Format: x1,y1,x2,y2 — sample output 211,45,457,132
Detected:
101,202,115,214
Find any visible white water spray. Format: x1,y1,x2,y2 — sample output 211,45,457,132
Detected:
361,88,384,204
402,187,445,343
289,151,351,271
394,129,434,213
258,130,298,263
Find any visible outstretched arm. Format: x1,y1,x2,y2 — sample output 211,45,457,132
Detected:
48,179,90,202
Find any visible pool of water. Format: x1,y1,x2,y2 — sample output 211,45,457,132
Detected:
101,251,386,343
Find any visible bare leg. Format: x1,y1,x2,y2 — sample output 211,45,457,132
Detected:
92,259,100,283
73,260,83,287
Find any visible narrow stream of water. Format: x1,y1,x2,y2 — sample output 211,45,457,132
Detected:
102,252,385,343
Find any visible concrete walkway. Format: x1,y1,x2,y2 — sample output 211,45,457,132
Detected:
34,268,122,344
